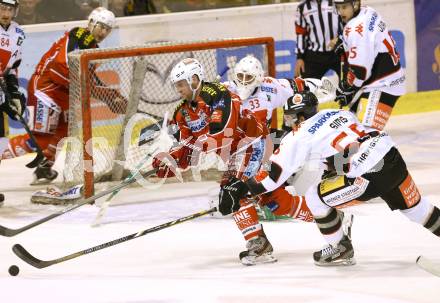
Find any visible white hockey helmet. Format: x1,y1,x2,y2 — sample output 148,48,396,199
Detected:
171,58,204,100
233,55,264,100
88,7,116,29
334,0,361,14
0,0,19,17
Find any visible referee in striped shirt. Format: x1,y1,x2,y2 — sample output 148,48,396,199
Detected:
294,0,343,78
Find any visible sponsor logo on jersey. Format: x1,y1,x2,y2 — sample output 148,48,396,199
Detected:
15,27,25,36
211,109,223,123
212,98,225,109
329,116,349,129
260,86,277,94
201,85,218,96
368,12,378,32
308,111,338,134
35,101,45,131
187,111,208,132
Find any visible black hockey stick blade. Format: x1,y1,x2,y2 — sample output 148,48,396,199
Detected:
25,152,45,168
0,168,157,237
12,244,50,269
13,207,216,269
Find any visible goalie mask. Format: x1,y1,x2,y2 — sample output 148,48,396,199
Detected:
284,91,319,124
233,55,264,100
171,58,205,101
88,7,116,29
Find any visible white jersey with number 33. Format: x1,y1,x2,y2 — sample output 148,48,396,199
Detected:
260,109,395,192
224,77,293,123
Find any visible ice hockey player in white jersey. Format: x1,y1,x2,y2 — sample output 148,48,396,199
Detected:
218,90,440,266
0,0,26,204
333,0,405,130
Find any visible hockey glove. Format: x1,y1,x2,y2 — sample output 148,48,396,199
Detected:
8,91,26,118
218,177,249,215
152,145,193,178
335,78,358,108
152,152,179,178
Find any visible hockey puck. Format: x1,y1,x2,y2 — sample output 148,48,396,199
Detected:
8,265,19,276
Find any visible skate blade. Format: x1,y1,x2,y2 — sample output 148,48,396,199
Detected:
314,257,356,267
241,253,278,266
30,177,57,186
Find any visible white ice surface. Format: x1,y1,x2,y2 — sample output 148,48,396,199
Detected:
1,112,440,303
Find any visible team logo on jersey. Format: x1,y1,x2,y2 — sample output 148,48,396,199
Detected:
293,93,303,104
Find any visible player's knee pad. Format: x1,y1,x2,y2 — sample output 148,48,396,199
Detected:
233,202,262,240
260,187,313,222
305,184,332,217
400,197,434,225
32,94,62,134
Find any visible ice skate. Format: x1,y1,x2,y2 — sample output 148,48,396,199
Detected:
313,235,356,266
31,159,58,185
342,213,354,239
239,231,277,266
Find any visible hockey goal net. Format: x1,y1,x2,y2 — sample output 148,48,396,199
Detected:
64,37,275,198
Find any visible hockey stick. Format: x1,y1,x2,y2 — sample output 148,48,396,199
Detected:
0,74,45,168
416,255,440,277
15,113,45,168
0,168,157,237
92,113,170,227
13,207,216,269
91,148,158,227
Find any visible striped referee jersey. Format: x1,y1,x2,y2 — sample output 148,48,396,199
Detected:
295,0,342,58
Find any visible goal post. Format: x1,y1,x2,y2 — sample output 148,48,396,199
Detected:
66,37,275,198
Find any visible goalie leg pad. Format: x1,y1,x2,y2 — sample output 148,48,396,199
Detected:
31,184,83,205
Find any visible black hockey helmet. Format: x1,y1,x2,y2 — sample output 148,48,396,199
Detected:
284,91,319,121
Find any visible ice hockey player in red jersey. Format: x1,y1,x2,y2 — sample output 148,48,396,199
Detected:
152,58,320,265
333,0,405,130
26,7,117,185
219,90,440,266
0,0,26,203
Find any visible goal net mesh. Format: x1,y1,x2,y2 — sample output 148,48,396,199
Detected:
63,38,275,197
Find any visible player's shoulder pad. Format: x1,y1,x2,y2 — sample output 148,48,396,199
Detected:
200,81,229,107
11,22,25,38
172,99,187,120
305,109,340,135
68,27,97,51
